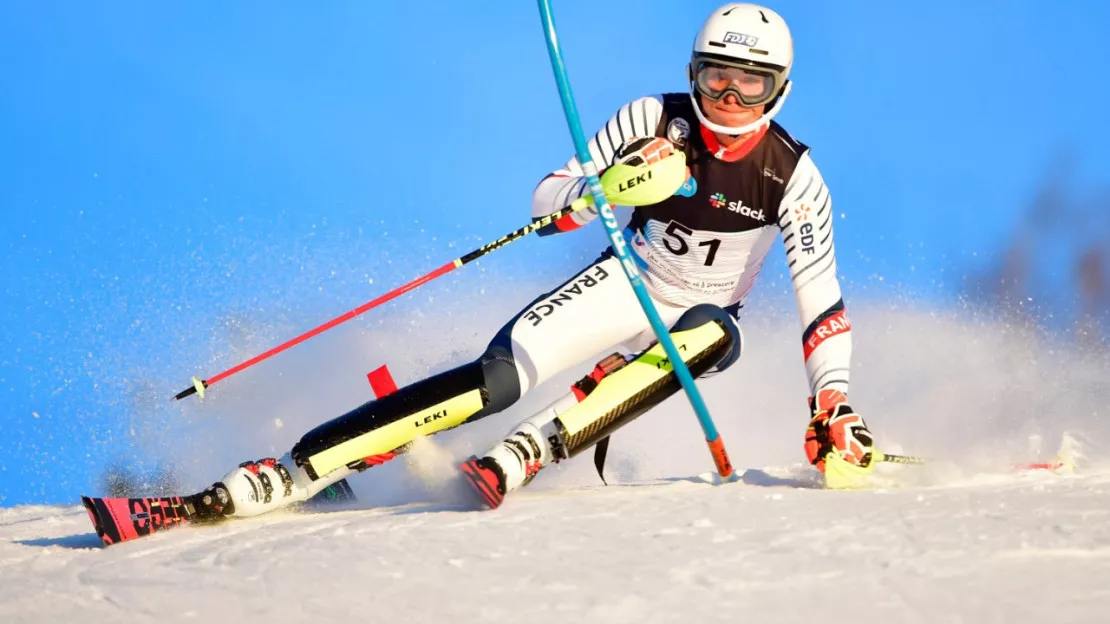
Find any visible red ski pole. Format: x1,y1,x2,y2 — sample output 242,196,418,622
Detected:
172,200,586,401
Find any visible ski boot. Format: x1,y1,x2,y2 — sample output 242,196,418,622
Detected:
462,420,561,510
461,354,629,509
215,453,354,517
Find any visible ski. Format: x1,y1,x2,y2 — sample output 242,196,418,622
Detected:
81,494,208,546
82,478,358,547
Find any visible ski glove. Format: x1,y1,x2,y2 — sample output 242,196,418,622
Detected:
804,388,874,472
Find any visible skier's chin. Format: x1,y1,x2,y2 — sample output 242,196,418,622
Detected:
699,95,764,130
708,109,759,129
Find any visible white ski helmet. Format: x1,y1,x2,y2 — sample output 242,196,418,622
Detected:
688,3,794,136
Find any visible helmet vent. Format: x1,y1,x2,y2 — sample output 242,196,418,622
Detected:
748,48,769,56
708,41,727,48
758,10,769,23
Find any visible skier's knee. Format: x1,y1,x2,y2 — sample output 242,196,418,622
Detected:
672,304,743,372
479,342,522,413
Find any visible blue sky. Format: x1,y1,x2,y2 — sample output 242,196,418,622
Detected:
2,1,1108,505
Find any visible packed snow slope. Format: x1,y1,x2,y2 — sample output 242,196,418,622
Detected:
2,468,1110,623
3,276,1110,622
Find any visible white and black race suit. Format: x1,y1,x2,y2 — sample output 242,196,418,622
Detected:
489,93,853,401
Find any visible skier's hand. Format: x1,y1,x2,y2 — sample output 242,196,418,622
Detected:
601,137,691,205
614,137,676,167
804,388,873,472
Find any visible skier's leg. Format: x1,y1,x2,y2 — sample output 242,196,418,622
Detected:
213,253,678,517
463,304,742,508
208,338,526,518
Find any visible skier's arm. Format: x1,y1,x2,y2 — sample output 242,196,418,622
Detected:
777,152,852,396
532,96,665,236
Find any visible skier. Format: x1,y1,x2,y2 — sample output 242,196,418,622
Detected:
201,2,873,516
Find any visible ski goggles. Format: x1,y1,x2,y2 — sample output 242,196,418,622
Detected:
692,58,783,107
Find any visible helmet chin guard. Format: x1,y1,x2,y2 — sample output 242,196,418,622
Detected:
689,80,791,136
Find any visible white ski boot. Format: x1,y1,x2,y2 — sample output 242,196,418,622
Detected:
213,453,353,518
461,353,630,509
461,407,569,509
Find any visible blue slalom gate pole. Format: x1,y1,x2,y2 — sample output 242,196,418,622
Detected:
535,0,734,479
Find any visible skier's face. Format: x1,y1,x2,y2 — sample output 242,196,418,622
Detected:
701,92,766,131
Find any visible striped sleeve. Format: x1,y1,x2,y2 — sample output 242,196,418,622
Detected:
777,152,852,396
531,96,665,235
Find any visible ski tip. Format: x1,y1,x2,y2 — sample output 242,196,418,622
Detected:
80,495,199,547
460,457,504,510
80,496,114,547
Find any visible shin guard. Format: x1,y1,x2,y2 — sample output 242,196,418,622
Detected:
292,361,491,479
556,317,734,458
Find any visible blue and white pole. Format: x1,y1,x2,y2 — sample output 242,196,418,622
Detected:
535,0,734,479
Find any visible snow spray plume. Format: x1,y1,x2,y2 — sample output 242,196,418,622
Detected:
99,463,181,498
160,266,1110,507
173,155,688,402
